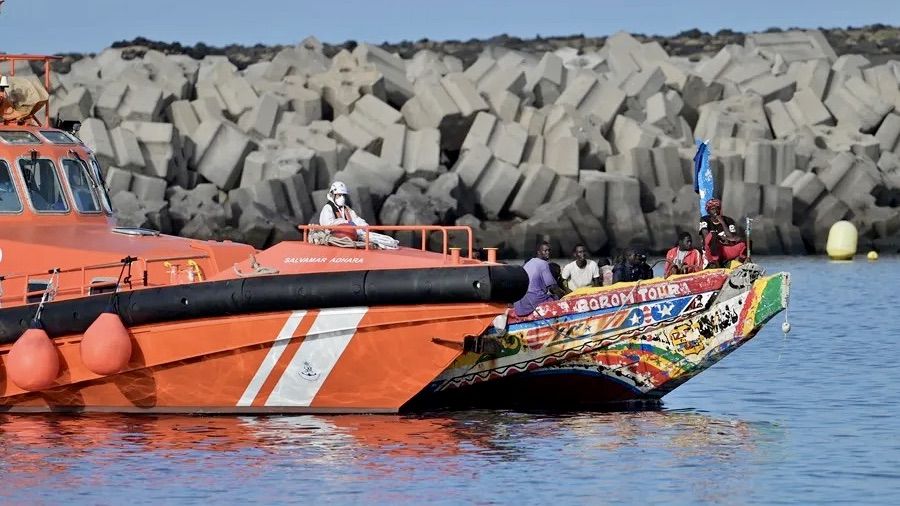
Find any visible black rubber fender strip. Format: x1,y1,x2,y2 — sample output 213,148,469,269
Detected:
0,265,527,343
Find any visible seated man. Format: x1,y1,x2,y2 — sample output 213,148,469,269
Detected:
665,232,704,277
513,241,567,317
561,244,600,290
612,248,654,283
318,180,399,249
319,181,367,240
700,199,747,268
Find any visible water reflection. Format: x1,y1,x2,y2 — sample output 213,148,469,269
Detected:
0,408,770,502
0,409,767,457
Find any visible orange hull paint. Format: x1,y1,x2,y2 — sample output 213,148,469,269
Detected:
0,304,500,413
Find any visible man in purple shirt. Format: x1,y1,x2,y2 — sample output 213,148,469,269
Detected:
513,242,567,317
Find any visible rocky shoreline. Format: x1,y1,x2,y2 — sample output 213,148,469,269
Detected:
39,25,900,257
56,24,900,71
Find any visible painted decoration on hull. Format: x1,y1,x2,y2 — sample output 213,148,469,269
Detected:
510,271,729,323
236,308,368,408
517,272,791,399
431,274,727,393
736,272,790,338
429,267,790,403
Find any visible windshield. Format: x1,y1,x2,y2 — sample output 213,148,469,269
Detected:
0,160,23,213
62,159,102,213
18,158,68,212
41,130,79,144
0,131,41,144
88,157,114,214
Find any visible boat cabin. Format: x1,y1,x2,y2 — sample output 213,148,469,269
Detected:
0,126,112,218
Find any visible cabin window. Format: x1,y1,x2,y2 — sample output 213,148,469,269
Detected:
0,131,41,144
18,158,69,212
62,159,101,213
40,130,79,144
0,160,23,213
89,157,114,214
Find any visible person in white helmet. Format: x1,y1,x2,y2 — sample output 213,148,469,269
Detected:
319,181,368,240
318,181,400,249
0,76,9,105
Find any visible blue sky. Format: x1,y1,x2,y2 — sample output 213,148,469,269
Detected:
1,0,897,55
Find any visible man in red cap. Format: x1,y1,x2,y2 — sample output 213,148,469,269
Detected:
699,198,747,268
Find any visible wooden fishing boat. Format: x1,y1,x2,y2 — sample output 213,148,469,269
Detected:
0,54,526,414
409,263,791,410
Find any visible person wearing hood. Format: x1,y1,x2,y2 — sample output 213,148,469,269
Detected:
319,181,368,241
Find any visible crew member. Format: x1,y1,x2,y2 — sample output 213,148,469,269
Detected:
665,232,704,277
0,76,10,119
561,244,600,290
700,199,747,268
513,241,567,317
319,181,368,241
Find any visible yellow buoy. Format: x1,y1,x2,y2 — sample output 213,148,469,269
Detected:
867,250,879,261
826,220,858,260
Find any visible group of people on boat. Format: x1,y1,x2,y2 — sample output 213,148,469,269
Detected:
512,197,748,317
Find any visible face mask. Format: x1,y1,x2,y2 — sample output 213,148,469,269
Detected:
335,195,346,207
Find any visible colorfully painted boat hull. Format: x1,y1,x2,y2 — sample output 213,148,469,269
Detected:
409,265,790,410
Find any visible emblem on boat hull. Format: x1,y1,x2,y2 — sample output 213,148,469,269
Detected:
299,361,320,381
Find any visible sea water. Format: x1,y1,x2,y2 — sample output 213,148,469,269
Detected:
0,256,898,504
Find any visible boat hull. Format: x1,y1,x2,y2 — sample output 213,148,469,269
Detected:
408,265,790,410
0,303,502,414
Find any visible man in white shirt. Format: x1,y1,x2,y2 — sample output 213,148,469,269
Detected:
561,244,600,291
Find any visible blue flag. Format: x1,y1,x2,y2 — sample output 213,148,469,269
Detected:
693,139,713,216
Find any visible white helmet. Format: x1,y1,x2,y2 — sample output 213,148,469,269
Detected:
329,181,348,196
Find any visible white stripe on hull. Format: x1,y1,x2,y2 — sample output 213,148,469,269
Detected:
265,307,368,407
236,310,307,407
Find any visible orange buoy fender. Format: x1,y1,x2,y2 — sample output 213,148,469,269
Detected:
80,312,132,376
6,327,60,391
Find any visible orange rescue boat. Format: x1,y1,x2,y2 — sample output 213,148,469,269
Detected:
0,55,527,414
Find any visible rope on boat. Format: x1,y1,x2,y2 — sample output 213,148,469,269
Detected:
233,254,280,277
33,269,60,321
308,230,366,249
